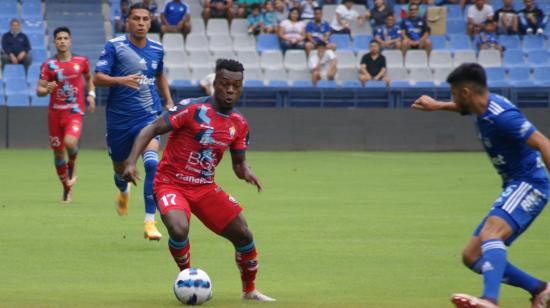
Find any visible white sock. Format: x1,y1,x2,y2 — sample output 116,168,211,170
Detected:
144,213,155,222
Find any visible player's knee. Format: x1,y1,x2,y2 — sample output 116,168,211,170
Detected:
165,214,190,241
64,138,78,150
462,249,478,268
235,225,253,247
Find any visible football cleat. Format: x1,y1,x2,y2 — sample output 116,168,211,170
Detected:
242,290,276,302
532,283,550,308
115,185,130,216
61,186,72,204
451,294,498,308
144,221,162,241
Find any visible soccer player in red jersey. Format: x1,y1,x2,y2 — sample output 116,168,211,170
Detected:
37,27,96,203
122,59,275,301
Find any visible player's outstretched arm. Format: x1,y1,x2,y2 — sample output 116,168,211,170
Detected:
411,95,460,112
527,131,550,172
231,152,263,192
122,117,172,184
93,72,141,90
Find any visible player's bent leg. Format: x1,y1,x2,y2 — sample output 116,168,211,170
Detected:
143,138,161,240
53,150,72,203
162,210,191,271
64,135,79,185
113,160,130,216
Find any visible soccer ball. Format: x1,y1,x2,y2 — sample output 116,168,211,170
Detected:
173,268,213,305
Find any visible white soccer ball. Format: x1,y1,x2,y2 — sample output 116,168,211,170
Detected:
173,268,213,305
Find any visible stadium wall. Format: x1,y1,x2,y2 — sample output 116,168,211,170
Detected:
3,106,550,151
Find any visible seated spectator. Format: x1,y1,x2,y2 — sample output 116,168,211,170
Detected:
237,0,264,18
203,0,235,22
143,0,161,33
401,4,431,54
309,41,337,86
374,14,402,50
399,0,426,20
519,0,548,35
200,72,216,95
305,8,336,55
161,0,191,35
263,0,277,33
278,8,306,52
300,0,319,20
494,0,518,35
359,40,388,85
274,0,289,25
330,0,365,35
476,20,504,52
247,4,264,35
114,0,130,33
1,19,32,69
467,0,493,36
369,0,394,29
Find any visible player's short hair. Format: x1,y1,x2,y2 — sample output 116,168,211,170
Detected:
446,63,487,91
128,2,151,16
215,59,245,74
53,26,71,39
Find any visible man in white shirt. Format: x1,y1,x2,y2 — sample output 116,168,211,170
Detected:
330,0,364,35
309,41,337,85
467,0,494,36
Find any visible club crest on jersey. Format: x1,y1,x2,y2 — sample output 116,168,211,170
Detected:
73,63,80,72
152,60,158,70
229,126,236,137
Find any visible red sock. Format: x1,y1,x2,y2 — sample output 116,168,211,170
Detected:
168,238,191,271
55,159,69,190
236,247,258,293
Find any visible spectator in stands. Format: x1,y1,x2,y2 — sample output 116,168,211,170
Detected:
203,0,235,22
274,0,289,24
401,4,431,54
309,41,337,86
278,8,306,52
115,0,130,33
466,0,493,36
399,0,426,20
519,0,548,35
305,8,335,56
200,72,215,95
161,0,191,35
330,0,365,35
494,0,518,35
300,0,319,20
368,0,394,29
247,4,264,35
374,14,402,50
476,20,504,53
1,19,31,69
143,0,162,32
359,40,388,85
262,0,277,33
237,0,264,18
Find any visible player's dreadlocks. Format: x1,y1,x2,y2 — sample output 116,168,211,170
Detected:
215,59,245,73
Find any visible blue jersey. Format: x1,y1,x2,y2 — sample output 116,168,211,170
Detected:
400,17,428,41
374,24,402,41
476,31,500,49
162,0,190,26
476,93,548,186
305,20,331,43
95,35,165,130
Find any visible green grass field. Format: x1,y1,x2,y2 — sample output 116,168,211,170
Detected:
1,149,549,308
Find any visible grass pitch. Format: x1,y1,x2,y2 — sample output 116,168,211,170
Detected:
1,149,549,308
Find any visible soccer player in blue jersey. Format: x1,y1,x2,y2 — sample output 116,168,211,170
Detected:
94,2,174,241
413,63,550,308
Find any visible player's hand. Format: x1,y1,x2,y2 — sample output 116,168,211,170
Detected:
87,96,96,113
118,74,141,90
46,81,57,93
245,172,263,193
122,164,141,186
165,99,175,111
412,95,440,112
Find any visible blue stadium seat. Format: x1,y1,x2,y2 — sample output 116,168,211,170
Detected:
522,35,545,52
352,35,372,52
329,34,352,51
340,80,362,88
21,2,43,19
364,80,386,88
316,80,337,88
267,80,289,87
5,80,29,95
22,20,44,34
244,80,264,87
486,67,506,81
431,35,447,50
446,5,462,19
3,65,26,82
499,35,521,50
170,80,192,87
508,67,534,86
447,20,467,35
390,80,412,87
6,94,30,107
31,49,48,63
449,35,472,51
527,50,549,67
27,64,41,82
533,67,550,86
28,33,46,50
292,80,313,87
256,34,279,53
503,49,525,68
0,2,18,19
31,94,49,106
415,81,436,87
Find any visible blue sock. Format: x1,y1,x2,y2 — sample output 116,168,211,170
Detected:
143,151,158,215
113,172,128,193
481,239,507,303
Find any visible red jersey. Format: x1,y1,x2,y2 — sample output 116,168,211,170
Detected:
155,96,249,187
39,54,90,114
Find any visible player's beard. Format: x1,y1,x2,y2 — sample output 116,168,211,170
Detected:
456,100,471,116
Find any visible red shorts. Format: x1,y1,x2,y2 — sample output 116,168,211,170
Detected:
154,183,243,234
48,111,83,151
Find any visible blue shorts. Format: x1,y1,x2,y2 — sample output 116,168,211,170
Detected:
106,120,160,163
474,180,549,245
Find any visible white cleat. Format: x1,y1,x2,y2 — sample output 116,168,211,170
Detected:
451,293,498,308
532,283,550,308
242,290,276,302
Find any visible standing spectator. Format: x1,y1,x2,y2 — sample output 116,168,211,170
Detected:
467,0,493,36
247,4,264,35
278,8,306,52
519,0,548,35
401,3,431,54
476,20,504,52
330,0,365,35
1,19,32,69
203,0,235,23
309,41,337,86
300,0,319,20
143,0,161,33
237,0,264,18
374,14,402,50
369,0,394,29
114,0,131,33
263,0,277,33
494,0,518,35
274,0,289,25
161,0,191,35
359,40,388,85
305,8,335,55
